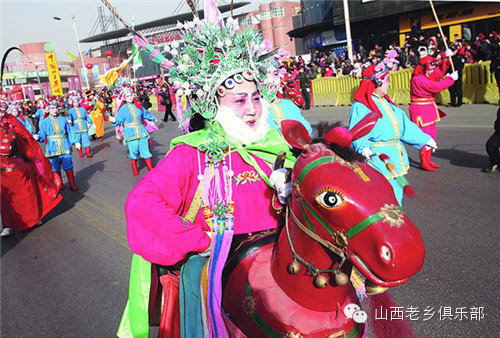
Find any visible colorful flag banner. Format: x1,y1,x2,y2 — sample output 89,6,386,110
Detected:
44,52,63,96
131,15,143,69
98,52,136,87
66,50,78,61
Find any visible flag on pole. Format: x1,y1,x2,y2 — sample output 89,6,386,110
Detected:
66,50,78,61
98,52,136,87
131,15,143,69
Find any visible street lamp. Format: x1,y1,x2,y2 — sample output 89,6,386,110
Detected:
53,15,90,89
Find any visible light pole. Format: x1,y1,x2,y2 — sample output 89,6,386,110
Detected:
71,15,90,89
54,15,90,89
342,0,354,62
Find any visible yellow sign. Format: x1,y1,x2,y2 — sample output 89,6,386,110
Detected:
399,2,500,34
44,52,63,96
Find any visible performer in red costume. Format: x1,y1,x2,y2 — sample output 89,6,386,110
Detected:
409,55,458,171
0,113,62,237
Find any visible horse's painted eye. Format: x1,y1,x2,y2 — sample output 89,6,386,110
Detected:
381,245,391,262
316,191,343,208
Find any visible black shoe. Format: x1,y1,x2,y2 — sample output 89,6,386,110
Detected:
481,164,498,173
456,103,462,107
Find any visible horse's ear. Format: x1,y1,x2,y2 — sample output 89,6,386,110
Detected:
350,111,381,141
281,120,311,151
324,126,352,147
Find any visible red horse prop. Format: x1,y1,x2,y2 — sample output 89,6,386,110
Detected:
222,118,425,337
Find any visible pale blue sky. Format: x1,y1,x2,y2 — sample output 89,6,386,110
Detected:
1,0,264,62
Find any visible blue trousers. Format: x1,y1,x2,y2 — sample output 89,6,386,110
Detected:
49,154,74,171
126,137,152,160
74,132,91,148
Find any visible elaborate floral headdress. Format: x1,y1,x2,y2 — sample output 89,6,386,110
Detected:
6,102,20,115
114,77,135,100
134,12,276,125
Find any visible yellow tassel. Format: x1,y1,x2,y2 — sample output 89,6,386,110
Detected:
386,162,396,172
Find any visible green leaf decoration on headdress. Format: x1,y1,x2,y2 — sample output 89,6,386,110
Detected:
167,16,276,122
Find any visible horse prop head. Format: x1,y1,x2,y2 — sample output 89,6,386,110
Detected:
281,117,425,294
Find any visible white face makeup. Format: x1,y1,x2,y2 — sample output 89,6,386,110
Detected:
217,80,262,130
125,92,135,103
374,76,390,96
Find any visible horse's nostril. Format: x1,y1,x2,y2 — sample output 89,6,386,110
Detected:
381,245,392,262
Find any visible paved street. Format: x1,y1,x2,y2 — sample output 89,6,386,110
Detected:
1,103,499,337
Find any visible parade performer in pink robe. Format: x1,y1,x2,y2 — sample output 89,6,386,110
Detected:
117,9,295,337
409,56,458,171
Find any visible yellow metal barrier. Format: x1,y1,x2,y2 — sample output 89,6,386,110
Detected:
312,61,499,107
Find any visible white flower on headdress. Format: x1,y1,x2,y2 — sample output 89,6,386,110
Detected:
172,41,180,49
196,89,204,97
193,16,200,24
185,89,192,96
203,85,210,92
227,17,234,25
182,54,190,62
216,41,224,49
171,49,179,56
164,45,171,52
178,64,187,71
187,21,195,29
182,82,190,89
176,21,184,29
225,39,232,47
176,89,184,96
174,80,181,87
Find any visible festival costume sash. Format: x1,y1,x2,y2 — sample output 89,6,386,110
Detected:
118,123,296,337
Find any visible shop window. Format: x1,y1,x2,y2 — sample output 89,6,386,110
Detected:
271,7,285,18
260,9,271,20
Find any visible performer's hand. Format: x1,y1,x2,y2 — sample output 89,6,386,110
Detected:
445,48,453,57
269,168,292,204
361,147,374,161
75,143,81,150
109,116,116,123
426,138,437,152
33,134,39,141
448,71,459,81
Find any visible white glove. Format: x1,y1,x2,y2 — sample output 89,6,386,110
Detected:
33,134,39,140
75,143,81,150
269,168,292,204
448,71,459,81
426,138,437,151
445,48,453,57
154,118,158,123
109,116,116,123
361,147,374,161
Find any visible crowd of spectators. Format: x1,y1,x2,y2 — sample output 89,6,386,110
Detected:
279,29,500,83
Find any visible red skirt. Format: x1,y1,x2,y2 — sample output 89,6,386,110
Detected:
1,155,62,231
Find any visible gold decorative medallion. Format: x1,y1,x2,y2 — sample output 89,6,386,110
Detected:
242,295,257,315
379,204,404,228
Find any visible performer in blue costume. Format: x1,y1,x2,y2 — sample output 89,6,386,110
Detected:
349,63,436,205
38,101,80,191
68,96,96,158
264,62,313,138
8,103,34,134
114,84,156,175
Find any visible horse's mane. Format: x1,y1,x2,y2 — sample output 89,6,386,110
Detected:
307,121,366,163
